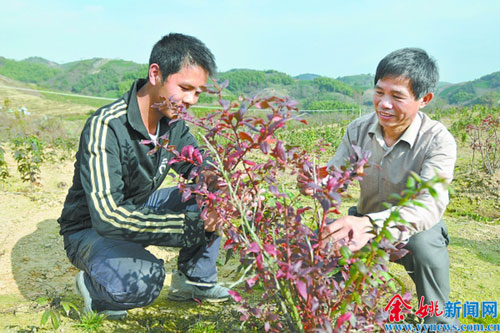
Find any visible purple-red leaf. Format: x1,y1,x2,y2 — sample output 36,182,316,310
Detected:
246,275,259,288
219,80,229,90
238,131,253,142
248,241,260,253
260,141,270,154
228,290,242,302
337,313,352,328
295,279,307,300
264,243,278,256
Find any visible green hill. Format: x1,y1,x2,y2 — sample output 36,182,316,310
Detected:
0,57,361,109
23,56,59,67
437,71,500,106
217,69,295,94
294,73,320,81
337,74,374,92
0,57,147,98
1,55,498,109
0,56,63,86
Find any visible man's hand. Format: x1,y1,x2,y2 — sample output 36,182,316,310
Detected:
321,215,375,253
202,208,218,232
195,169,232,232
197,169,219,192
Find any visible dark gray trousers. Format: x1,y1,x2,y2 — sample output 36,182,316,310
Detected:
64,187,221,311
348,207,455,325
395,220,455,325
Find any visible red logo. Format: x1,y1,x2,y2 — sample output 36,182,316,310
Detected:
384,294,413,323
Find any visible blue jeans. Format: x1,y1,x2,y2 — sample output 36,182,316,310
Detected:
64,187,221,311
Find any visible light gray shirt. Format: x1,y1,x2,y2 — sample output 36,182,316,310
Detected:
327,111,457,242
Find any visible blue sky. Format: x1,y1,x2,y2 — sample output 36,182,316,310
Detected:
1,0,499,83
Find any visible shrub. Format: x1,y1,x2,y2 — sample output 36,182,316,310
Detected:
11,135,46,185
0,146,9,181
38,296,79,330
466,114,500,174
144,82,446,331
277,125,344,158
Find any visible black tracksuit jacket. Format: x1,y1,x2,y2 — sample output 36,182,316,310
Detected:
58,79,204,247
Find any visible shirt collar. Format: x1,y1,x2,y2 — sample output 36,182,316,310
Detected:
368,111,423,149
368,113,384,146
398,111,422,148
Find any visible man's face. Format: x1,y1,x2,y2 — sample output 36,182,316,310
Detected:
155,64,208,119
373,76,428,136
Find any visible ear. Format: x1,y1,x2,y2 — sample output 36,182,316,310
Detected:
148,63,162,86
419,92,434,108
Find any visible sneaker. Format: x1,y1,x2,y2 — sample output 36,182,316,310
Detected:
75,271,128,320
168,270,230,303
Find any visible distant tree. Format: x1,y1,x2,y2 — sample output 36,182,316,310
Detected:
312,77,354,96
448,90,475,104
0,57,62,85
303,99,358,111
217,69,294,94
471,91,500,107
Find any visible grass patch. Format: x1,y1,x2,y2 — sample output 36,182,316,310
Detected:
40,92,112,109
447,158,500,223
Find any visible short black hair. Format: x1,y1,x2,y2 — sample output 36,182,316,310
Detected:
374,48,439,99
149,33,216,81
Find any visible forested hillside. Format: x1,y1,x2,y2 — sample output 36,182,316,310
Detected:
0,57,148,98
437,71,500,106
0,56,498,109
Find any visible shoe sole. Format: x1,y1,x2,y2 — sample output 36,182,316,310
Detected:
100,310,128,321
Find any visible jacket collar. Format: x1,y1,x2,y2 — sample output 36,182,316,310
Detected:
124,79,172,139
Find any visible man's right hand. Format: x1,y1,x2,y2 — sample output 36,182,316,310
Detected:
320,215,375,254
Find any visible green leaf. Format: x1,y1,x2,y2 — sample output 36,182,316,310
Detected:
327,267,342,277
61,301,79,315
340,246,352,259
50,311,60,329
354,261,368,274
410,172,422,183
340,301,347,313
428,187,438,199
387,280,397,292
338,258,348,266
411,200,426,208
388,193,402,200
353,291,361,305
382,202,392,209
37,296,49,306
448,185,455,195
224,248,234,265
406,176,416,189
40,310,50,326
61,301,71,315
376,249,388,258
382,229,392,240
